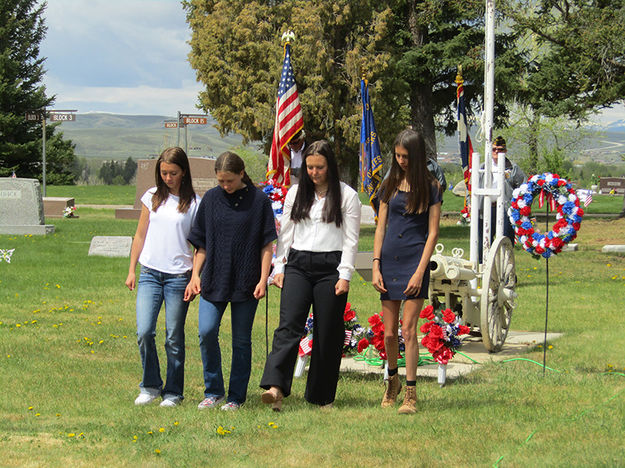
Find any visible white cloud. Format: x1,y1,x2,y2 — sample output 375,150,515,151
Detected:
40,0,201,114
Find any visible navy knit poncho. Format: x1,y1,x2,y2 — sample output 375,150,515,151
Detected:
188,184,277,302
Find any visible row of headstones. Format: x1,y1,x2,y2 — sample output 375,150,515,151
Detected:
0,158,219,256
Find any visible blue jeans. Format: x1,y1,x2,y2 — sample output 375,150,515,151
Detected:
136,266,190,398
198,297,258,404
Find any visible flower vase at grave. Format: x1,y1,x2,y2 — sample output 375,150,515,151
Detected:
438,364,447,387
294,355,309,378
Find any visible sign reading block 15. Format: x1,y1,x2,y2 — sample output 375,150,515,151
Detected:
183,117,207,125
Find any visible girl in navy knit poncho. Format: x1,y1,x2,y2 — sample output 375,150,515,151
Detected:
186,151,277,411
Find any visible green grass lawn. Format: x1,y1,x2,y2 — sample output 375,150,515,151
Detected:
0,208,624,466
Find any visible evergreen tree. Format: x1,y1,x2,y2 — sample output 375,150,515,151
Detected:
0,0,76,182
122,157,137,184
184,0,522,183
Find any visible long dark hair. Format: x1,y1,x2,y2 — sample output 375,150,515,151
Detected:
380,129,436,214
153,147,196,213
291,140,343,227
214,151,254,186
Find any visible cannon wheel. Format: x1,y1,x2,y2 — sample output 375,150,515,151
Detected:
480,236,516,352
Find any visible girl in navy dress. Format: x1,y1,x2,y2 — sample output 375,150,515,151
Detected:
372,129,442,414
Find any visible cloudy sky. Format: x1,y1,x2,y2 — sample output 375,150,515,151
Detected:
40,0,202,116
40,0,624,124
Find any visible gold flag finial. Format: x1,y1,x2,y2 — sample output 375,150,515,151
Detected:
455,64,464,85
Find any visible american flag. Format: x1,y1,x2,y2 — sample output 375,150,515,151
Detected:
267,43,304,187
584,192,593,207
344,329,352,346
298,336,312,357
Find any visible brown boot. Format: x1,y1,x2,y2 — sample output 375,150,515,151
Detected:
398,385,417,414
381,374,402,408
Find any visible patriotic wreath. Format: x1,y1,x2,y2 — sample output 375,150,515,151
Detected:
508,173,583,259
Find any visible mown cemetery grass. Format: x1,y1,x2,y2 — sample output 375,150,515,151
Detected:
0,196,624,466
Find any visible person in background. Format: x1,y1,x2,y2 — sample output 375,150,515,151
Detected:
186,151,276,411
288,130,306,183
126,147,201,407
478,135,526,262
372,129,442,415
260,140,361,411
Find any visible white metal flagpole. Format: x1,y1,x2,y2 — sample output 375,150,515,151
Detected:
482,0,496,261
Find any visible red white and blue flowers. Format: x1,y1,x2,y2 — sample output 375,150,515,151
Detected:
419,305,470,365
508,173,583,259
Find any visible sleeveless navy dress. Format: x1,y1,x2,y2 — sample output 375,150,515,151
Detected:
380,182,442,301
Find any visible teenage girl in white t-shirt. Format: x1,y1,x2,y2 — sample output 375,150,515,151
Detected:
125,147,201,407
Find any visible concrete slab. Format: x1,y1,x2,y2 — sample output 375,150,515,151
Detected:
339,330,563,382
602,245,625,253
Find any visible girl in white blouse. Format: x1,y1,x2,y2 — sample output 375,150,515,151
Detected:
260,140,361,410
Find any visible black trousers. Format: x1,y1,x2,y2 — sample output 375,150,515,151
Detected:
260,249,347,405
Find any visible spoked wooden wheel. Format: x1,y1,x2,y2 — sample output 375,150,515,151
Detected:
480,236,517,352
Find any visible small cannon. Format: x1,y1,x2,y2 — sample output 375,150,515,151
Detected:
428,237,517,352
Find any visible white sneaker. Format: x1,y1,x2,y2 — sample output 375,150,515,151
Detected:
160,396,181,407
134,390,160,406
197,395,225,409
220,401,241,411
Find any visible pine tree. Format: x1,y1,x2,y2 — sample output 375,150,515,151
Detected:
0,0,76,182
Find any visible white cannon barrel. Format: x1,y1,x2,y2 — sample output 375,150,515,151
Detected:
429,255,477,281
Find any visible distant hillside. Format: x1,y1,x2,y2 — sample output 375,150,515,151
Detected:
56,113,253,160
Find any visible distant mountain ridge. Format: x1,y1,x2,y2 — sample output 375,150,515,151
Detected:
61,112,217,130
56,112,244,160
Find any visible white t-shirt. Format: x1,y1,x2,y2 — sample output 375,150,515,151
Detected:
138,188,201,274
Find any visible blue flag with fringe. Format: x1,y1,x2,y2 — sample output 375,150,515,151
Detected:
360,78,382,213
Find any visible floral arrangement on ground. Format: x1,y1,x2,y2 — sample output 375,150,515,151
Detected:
419,305,470,365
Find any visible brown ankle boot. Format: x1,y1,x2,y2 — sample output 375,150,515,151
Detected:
381,374,402,408
398,385,417,414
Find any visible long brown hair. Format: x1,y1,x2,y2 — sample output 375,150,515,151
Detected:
291,140,343,227
379,129,436,214
152,147,196,213
214,151,254,186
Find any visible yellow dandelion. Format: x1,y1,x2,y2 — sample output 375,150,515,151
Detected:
16,324,21,328
159,428,165,433
31,320,37,324
56,284,61,288
6,355,10,358
174,421,179,426
147,431,153,435
548,345,553,349
98,340,104,344
67,433,75,438
35,413,40,417
28,406,33,410
155,449,161,455
56,413,61,417
216,426,231,435
90,350,94,354
607,263,612,267
133,435,138,440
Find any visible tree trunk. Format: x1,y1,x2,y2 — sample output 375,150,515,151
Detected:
407,2,437,161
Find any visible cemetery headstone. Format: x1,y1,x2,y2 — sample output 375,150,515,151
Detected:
88,236,133,257
115,157,217,219
599,177,625,195
43,197,75,218
0,178,55,235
